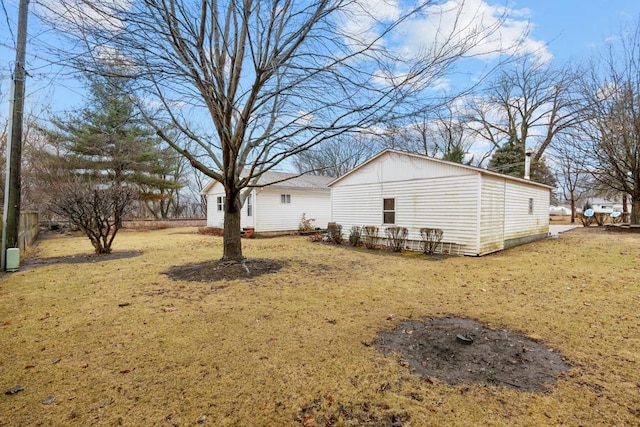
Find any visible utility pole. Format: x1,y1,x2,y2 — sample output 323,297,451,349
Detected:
2,0,29,271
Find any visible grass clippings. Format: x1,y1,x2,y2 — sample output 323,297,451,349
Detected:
1,227,640,426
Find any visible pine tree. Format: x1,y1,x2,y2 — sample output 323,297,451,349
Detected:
488,141,557,187
45,74,182,216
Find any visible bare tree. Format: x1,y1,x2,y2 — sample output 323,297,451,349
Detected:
468,56,584,165
552,136,591,223
48,176,136,254
39,0,519,260
578,22,640,224
293,133,378,177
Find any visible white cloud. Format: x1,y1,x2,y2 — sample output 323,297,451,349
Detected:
392,0,552,64
36,0,132,34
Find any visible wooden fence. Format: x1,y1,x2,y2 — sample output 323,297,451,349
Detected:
0,211,39,251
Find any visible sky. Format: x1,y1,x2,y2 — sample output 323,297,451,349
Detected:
1,0,640,120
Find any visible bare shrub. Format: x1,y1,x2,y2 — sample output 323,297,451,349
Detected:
349,226,362,246
420,228,444,254
361,226,379,249
385,226,408,252
328,223,343,244
299,213,316,232
579,213,593,227
48,177,136,254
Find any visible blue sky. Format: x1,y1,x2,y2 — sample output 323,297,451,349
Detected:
520,0,639,63
1,0,640,118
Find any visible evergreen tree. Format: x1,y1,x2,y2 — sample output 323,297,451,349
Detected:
44,74,182,216
488,141,557,187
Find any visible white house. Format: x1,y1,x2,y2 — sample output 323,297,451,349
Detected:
202,171,333,234
329,149,552,256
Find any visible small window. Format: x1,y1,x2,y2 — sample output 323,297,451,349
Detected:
216,196,225,211
247,194,253,217
281,194,291,204
383,198,395,224
528,198,534,214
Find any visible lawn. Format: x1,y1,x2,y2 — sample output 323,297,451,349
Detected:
1,227,639,426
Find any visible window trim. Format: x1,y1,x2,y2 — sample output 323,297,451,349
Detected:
280,194,291,204
383,198,395,224
216,196,225,212
247,194,253,216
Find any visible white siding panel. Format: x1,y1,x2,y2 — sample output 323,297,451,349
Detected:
503,182,550,240
332,174,481,255
479,176,506,255
205,182,226,228
335,151,475,187
255,188,330,232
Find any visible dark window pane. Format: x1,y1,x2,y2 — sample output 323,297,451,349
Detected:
384,212,395,224
383,198,395,210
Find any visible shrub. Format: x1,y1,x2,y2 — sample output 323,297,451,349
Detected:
349,226,362,246
385,226,408,252
328,223,343,244
361,226,379,249
579,213,593,227
420,227,443,254
299,213,316,232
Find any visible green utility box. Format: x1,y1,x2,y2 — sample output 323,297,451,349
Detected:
6,248,20,271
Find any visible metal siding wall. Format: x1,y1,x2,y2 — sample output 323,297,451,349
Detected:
331,174,481,255
255,188,331,232
336,151,475,187
479,176,506,255
205,182,226,228
503,182,550,239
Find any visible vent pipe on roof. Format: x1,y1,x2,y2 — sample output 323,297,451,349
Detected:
524,148,533,180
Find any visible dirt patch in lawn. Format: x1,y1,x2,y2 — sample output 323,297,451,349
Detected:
164,258,286,282
373,317,570,393
19,250,142,270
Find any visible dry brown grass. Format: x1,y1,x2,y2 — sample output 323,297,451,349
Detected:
1,227,639,426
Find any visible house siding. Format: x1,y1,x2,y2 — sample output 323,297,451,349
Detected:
503,181,549,246
255,187,331,232
331,174,481,256
204,181,330,233
479,176,506,255
206,184,226,228
330,149,551,256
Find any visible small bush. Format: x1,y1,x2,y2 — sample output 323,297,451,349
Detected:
308,231,324,243
579,213,593,227
361,226,379,249
349,226,362,246
420,227,443,254
328,223,343,244
385,226,408,252
299,213,316,232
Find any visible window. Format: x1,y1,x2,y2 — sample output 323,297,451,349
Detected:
528,198,534,214
216,196,225,211
247,194,253,217
281,194,291,204
383,198,395,224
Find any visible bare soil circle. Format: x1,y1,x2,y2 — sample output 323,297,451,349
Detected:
374,317,570,392
164,258,286,282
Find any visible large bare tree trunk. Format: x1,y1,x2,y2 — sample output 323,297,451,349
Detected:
631,197,640,225
223,192,243,261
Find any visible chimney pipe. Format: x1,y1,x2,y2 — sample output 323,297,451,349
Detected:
524,148,533,180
